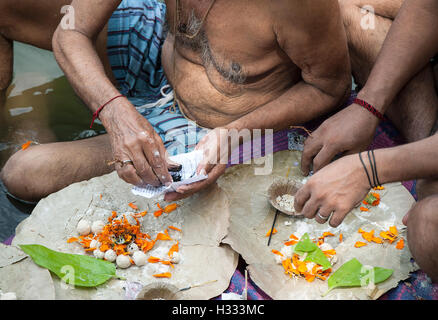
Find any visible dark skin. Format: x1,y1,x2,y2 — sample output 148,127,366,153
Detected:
294,0,438,282
301,0,438,177
0,0,351,202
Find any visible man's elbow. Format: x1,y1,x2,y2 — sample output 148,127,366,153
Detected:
327,74,352,111
335,75,352,107
52,27,66,61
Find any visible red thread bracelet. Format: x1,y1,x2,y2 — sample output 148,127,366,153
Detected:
354,98,385,121
90,94,125,128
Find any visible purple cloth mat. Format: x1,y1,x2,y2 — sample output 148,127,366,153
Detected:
2,93,437,299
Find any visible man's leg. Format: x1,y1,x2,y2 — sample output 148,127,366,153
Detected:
339,0,438,143
0,134,114,202
0,33,13,93
405,195,438,283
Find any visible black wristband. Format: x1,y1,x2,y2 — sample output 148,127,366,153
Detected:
371,149,381,187
359,152,374,189
367,150,378,188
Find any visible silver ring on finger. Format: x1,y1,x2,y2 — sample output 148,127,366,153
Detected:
317,211,329,221
121,160,134,167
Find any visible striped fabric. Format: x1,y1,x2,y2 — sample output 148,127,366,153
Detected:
107,0,209,156
107,0,168,102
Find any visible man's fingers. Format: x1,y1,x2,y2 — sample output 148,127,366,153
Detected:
301,138,322,176
143,141,172,186
301,198,320,219
328,208,349,228
294,186,311,213
129,146,161,187
312,145,338,172
116,162,144,187
165,164,225,201
314,207,333,224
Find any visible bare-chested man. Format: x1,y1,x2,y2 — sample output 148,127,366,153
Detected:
0,0,351,203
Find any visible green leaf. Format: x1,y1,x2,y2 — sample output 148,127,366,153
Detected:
294,233,316,252
294,233,332,271
304,248,332,271
19,244,117,287
323,258,393,296
364,193,378,205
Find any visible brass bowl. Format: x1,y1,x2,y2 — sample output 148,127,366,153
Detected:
136,282,182,300
267,178,304,217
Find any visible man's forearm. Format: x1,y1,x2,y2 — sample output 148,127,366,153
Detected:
52,28,122,115
359,0,438,112
224,80,349,132
370,134,438,185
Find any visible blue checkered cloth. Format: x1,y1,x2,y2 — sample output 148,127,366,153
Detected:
107,0,208,155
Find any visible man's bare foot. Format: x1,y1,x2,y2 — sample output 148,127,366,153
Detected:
405,195,438,283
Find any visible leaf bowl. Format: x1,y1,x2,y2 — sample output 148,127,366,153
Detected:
136,282,183,300
267,178,304,217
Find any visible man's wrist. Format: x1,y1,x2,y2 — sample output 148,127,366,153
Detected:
98,96,130,127
356,86,390,114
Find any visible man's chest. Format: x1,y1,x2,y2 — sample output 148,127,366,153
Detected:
164,0,287,84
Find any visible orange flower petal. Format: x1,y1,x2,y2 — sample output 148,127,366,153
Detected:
266,228,278,237
156,232,172,241
161,260,174,268
305,274,316,282
67,237,78,243
360,207,369,212
284,240,297,246
154,210,163,218
164,203,179,213
289,234,298,240
271,249,283,256
371,237,383,244
168,225,182,232
323,249,336,256
354,241,367,248
148,256,161,263
128,202,139,211
339,233,343,242
153,272,172,278
396,238,404,250
389,226,398,237
322,232,334,238
21,141,32,150
168,242,179,257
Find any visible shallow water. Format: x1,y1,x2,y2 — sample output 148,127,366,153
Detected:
0,42,105,241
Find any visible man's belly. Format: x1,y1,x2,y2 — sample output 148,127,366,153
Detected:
162,38,300,129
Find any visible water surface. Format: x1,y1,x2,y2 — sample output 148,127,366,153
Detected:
0,42,105,241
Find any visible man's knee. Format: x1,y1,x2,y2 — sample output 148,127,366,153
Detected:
0,147,50,202
406,195,438,283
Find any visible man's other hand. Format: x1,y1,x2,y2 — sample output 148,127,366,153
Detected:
301,103,380,176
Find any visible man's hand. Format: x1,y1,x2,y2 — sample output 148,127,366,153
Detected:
301,103,380,176
100,98,172,187
164,164,226,201
294,153,370,227
163,127,233,201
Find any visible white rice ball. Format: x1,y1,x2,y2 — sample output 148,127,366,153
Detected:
116,255,132,269
91,220,105,234
132,251,147,266
93,249,105,259
170,251,180,264
76,219,91,236
89,240,100,250
104,249,117,262
127,243,139,253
